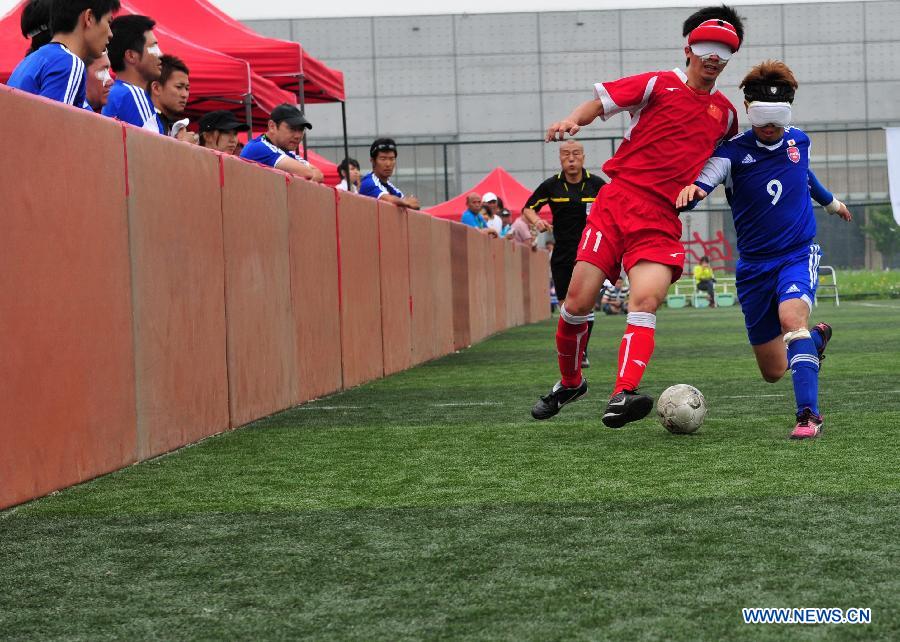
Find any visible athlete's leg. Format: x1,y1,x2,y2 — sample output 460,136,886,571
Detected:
532,260,606,420
553,259,594,367
613,260,673,394
556,261,606,387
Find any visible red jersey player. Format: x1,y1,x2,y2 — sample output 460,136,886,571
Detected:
532,5,744,428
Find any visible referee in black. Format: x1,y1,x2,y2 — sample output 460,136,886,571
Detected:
522,139,606,367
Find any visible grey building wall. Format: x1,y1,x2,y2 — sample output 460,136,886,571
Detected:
247,1,899,246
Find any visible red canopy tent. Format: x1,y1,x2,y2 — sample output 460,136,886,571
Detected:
306,150,339,187
425,167,550,222
0,1,296,124
127,0,344,103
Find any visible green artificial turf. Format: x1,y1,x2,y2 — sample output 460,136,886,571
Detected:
2,301,898,640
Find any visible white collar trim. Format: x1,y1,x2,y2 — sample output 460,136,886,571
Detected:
673,67,718,95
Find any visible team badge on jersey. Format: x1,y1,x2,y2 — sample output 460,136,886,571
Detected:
787,146,800,163
706,104,723,122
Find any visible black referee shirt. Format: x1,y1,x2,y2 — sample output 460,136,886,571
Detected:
524,170,606,263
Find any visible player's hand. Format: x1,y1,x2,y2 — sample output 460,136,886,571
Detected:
404,196,421,210
675,184,707,210
534,219,551,232
545,119,580,142
835,202,852,222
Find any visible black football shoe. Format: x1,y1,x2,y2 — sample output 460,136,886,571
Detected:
531,379,588,420
602,389,654,429
812,322,832,364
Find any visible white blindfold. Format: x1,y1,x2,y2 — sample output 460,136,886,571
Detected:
689,41,733,61
747,101,793,128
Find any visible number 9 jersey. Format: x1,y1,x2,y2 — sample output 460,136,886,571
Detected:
693,127,832,261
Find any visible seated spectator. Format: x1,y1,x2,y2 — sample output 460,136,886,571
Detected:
233,140,245,156
601,278,629,315
84,50,112,112
482,192,503,237
694,255,716,307
337,158,361,193
8,0,120,107
460,193,485,229
198,110,249,155
240,104,323,182
506,211,534,245
150,54,195,142
20,0,52,55
103,15,165,134
498,207,513,237
359,138,420,209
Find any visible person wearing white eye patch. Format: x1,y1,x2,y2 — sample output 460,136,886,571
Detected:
676,60,853,441
84,50,113,112
102,14,166,135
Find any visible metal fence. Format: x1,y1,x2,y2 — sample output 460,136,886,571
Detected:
311,126,894,268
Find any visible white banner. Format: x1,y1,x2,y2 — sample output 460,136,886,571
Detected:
886,127,900,226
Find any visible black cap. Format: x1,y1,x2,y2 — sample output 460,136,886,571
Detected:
198,110,250,133
270,103,312,130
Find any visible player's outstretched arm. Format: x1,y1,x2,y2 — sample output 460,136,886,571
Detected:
808,169,852,222
545,99,604,142
675,184,708,210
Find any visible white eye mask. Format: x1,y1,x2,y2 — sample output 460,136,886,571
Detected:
95,68,113,86
747,101,792,128
147,45,162,57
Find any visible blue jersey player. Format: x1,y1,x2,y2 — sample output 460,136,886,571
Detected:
676,61,852,440
7,0,119,108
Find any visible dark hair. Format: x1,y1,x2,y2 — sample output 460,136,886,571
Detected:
370,137,397,159
496,197,505,210
51,0,120,36
158,54,189,85
22,0,51,53
682,5,744,44
108,14,155,72
338,157,360,180
700,255,710,263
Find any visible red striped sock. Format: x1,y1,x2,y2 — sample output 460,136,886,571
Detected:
614,312,656,393
557,305,589,388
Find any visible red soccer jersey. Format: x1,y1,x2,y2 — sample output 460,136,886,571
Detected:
594,68,738,209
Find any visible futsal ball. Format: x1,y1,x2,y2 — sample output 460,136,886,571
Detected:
656,384,708,434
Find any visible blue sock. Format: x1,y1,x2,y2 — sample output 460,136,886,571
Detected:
810,328,824,353
787,337,820,415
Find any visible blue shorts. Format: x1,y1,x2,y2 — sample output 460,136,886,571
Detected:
736,244,822,345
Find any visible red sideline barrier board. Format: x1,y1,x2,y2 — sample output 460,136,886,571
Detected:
288,179,343,402
529,249,551,322
430,219,455,358
505,243,526,328
450,222,471,350
407,212,437,365
521,247,532,326
337,192,384,387
467,230,494,344
221,156,298,427
0,90,137,509
377,202,413,375
126,131,229,459
492,241,508,334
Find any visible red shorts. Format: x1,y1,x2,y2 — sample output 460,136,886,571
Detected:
575,181,685,283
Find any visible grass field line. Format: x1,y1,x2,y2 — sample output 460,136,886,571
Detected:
855,301,900,309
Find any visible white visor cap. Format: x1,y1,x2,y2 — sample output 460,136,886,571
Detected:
690,41,733,61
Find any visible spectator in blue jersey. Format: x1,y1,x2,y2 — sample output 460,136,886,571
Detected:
103,15,165,134
7,0,119,107
460,193,486,228
676,60,852,440
240,104,324,182
150,55,195,141
20,0,52,55
84,50,113,112
359,138,420,209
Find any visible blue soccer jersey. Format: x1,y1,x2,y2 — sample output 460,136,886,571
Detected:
359,172,404,200
239,135,308,169
102,80,165,134
7,43,86,106
693,128,832,260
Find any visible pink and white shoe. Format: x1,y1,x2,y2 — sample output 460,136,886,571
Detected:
790,408,824,440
